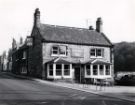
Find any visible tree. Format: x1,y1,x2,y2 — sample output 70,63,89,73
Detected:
114,42,135,72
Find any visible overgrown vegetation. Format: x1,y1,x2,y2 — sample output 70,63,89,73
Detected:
114,42,135,73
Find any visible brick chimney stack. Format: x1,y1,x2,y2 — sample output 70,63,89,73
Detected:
96,17,103,33
34,8,40,28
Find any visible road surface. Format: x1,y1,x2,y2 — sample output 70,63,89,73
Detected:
0,72,134,105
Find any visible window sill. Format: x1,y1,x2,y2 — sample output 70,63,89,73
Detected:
90,56,103,58
51,54,67,57
22,58,26,59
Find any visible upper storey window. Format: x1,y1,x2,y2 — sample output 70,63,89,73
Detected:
51,45,68,56
90,48,104,58
22,51,27,59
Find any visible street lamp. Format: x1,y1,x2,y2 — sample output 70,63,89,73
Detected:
26,36,33,76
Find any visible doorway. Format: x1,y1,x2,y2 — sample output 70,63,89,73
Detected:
74,67,81,83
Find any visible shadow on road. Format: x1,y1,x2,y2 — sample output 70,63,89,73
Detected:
0,72,29,80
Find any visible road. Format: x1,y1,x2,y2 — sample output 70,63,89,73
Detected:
0,72,134,105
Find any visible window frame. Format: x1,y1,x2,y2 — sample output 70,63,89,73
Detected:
105,65,110,75
22,51,27,59
64,64,70,76
93,65,98,75
21,67,27,74
97,49,102,57
90,49,96,57
49,64,53,76
51,45,68,56
90,48,104,58
52,46,59,55
86,65,91,75
56,64,62,76
99,65,104,75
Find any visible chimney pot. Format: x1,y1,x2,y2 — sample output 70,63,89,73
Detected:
34,8,40,28
89,26,94,30
96,17,103,33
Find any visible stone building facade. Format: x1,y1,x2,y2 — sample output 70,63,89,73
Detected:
12,39,28,75
12,8,114,83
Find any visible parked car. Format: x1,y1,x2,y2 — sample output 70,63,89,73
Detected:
115,74,135,86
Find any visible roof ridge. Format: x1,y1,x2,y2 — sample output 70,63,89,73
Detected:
40,23,95,31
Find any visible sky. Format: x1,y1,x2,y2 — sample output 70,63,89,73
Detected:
0,0,135,54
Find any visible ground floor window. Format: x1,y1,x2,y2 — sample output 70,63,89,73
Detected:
99,65,104,75
85,64,111,77
56,64,62,76
86,65,91,75
106,65,110,75
64,65,70,75
21,67,27,74
49,64,53,76
93,65,98,75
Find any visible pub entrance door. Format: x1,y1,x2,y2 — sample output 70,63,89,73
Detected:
74,67,81,83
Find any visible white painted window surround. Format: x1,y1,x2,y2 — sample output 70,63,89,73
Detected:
51,45,68,57
90,48,104,58
47,64,72,79
85,64,111,79
22,51,27,59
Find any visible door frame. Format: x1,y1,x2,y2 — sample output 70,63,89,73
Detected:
74,65,81,83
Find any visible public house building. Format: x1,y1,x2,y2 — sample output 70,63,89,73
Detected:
12,8,114,83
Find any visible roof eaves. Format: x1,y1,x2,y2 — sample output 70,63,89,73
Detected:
101,33,113,47
41,40,112,47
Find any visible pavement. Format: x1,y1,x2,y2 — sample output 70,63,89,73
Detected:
7,72,135,103
34,79,135,102
3,72,135,105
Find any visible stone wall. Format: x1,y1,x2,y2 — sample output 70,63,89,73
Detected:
42,42,111,63
28,28,43,78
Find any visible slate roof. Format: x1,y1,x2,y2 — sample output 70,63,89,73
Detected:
45,57,111,65
92,59,111,65
46,57,70,64
38,24,113,47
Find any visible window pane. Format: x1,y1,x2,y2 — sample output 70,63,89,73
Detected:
56,70,62,76
59,46,66,55
64,65,69,69
86,69,91,75
56,64,62,76
49,70,53,76
93,65,97,69
106,65,110,75
53,46,58,50
86,65,90,69
53,50,58,54
64,65,70,75
93,65,98,75
56,64,62,69
106,65,109,70
23,51,27,59
21,67,27,73
49,64,53,70
52,46,59,55
97,49,102,56
49,64,53,76
86,65,90,75
99,65,104,75
90,49,96,56
64,70,70,75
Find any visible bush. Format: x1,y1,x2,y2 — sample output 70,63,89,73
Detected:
115,75,135,86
